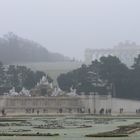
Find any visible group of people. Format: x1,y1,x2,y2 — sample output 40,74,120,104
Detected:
136,109,140,114
99,108,112,115
1,109,6,116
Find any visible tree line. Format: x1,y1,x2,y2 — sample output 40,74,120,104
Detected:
0,61,46,94
0,32,69,64
57,55,140,99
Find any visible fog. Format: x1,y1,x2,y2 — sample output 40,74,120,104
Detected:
0,0,140,60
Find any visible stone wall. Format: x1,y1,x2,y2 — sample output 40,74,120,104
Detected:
0,95,111,115
0,95,139,115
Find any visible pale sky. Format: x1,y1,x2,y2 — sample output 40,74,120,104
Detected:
0,0,140,60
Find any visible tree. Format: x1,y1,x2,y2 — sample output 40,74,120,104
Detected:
98,56,129,98
7,65,19,89
57,55,130,98
57,62,108,94
0,62,48,94
0,32,69,63
132,54,140,70
57,72,74,92
129,54,140,99
0,61,5,85
0,61,7,94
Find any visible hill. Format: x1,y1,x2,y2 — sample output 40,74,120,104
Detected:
19,61,83,85
0,32,69,64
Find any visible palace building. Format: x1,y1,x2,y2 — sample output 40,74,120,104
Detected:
85,41,140,66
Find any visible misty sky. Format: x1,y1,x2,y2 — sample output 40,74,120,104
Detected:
0,0,140,60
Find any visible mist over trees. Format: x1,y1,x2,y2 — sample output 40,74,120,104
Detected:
0,32,69,64
0,62,46,94
57,55,140,99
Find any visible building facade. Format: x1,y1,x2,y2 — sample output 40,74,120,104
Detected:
85,41,140,66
